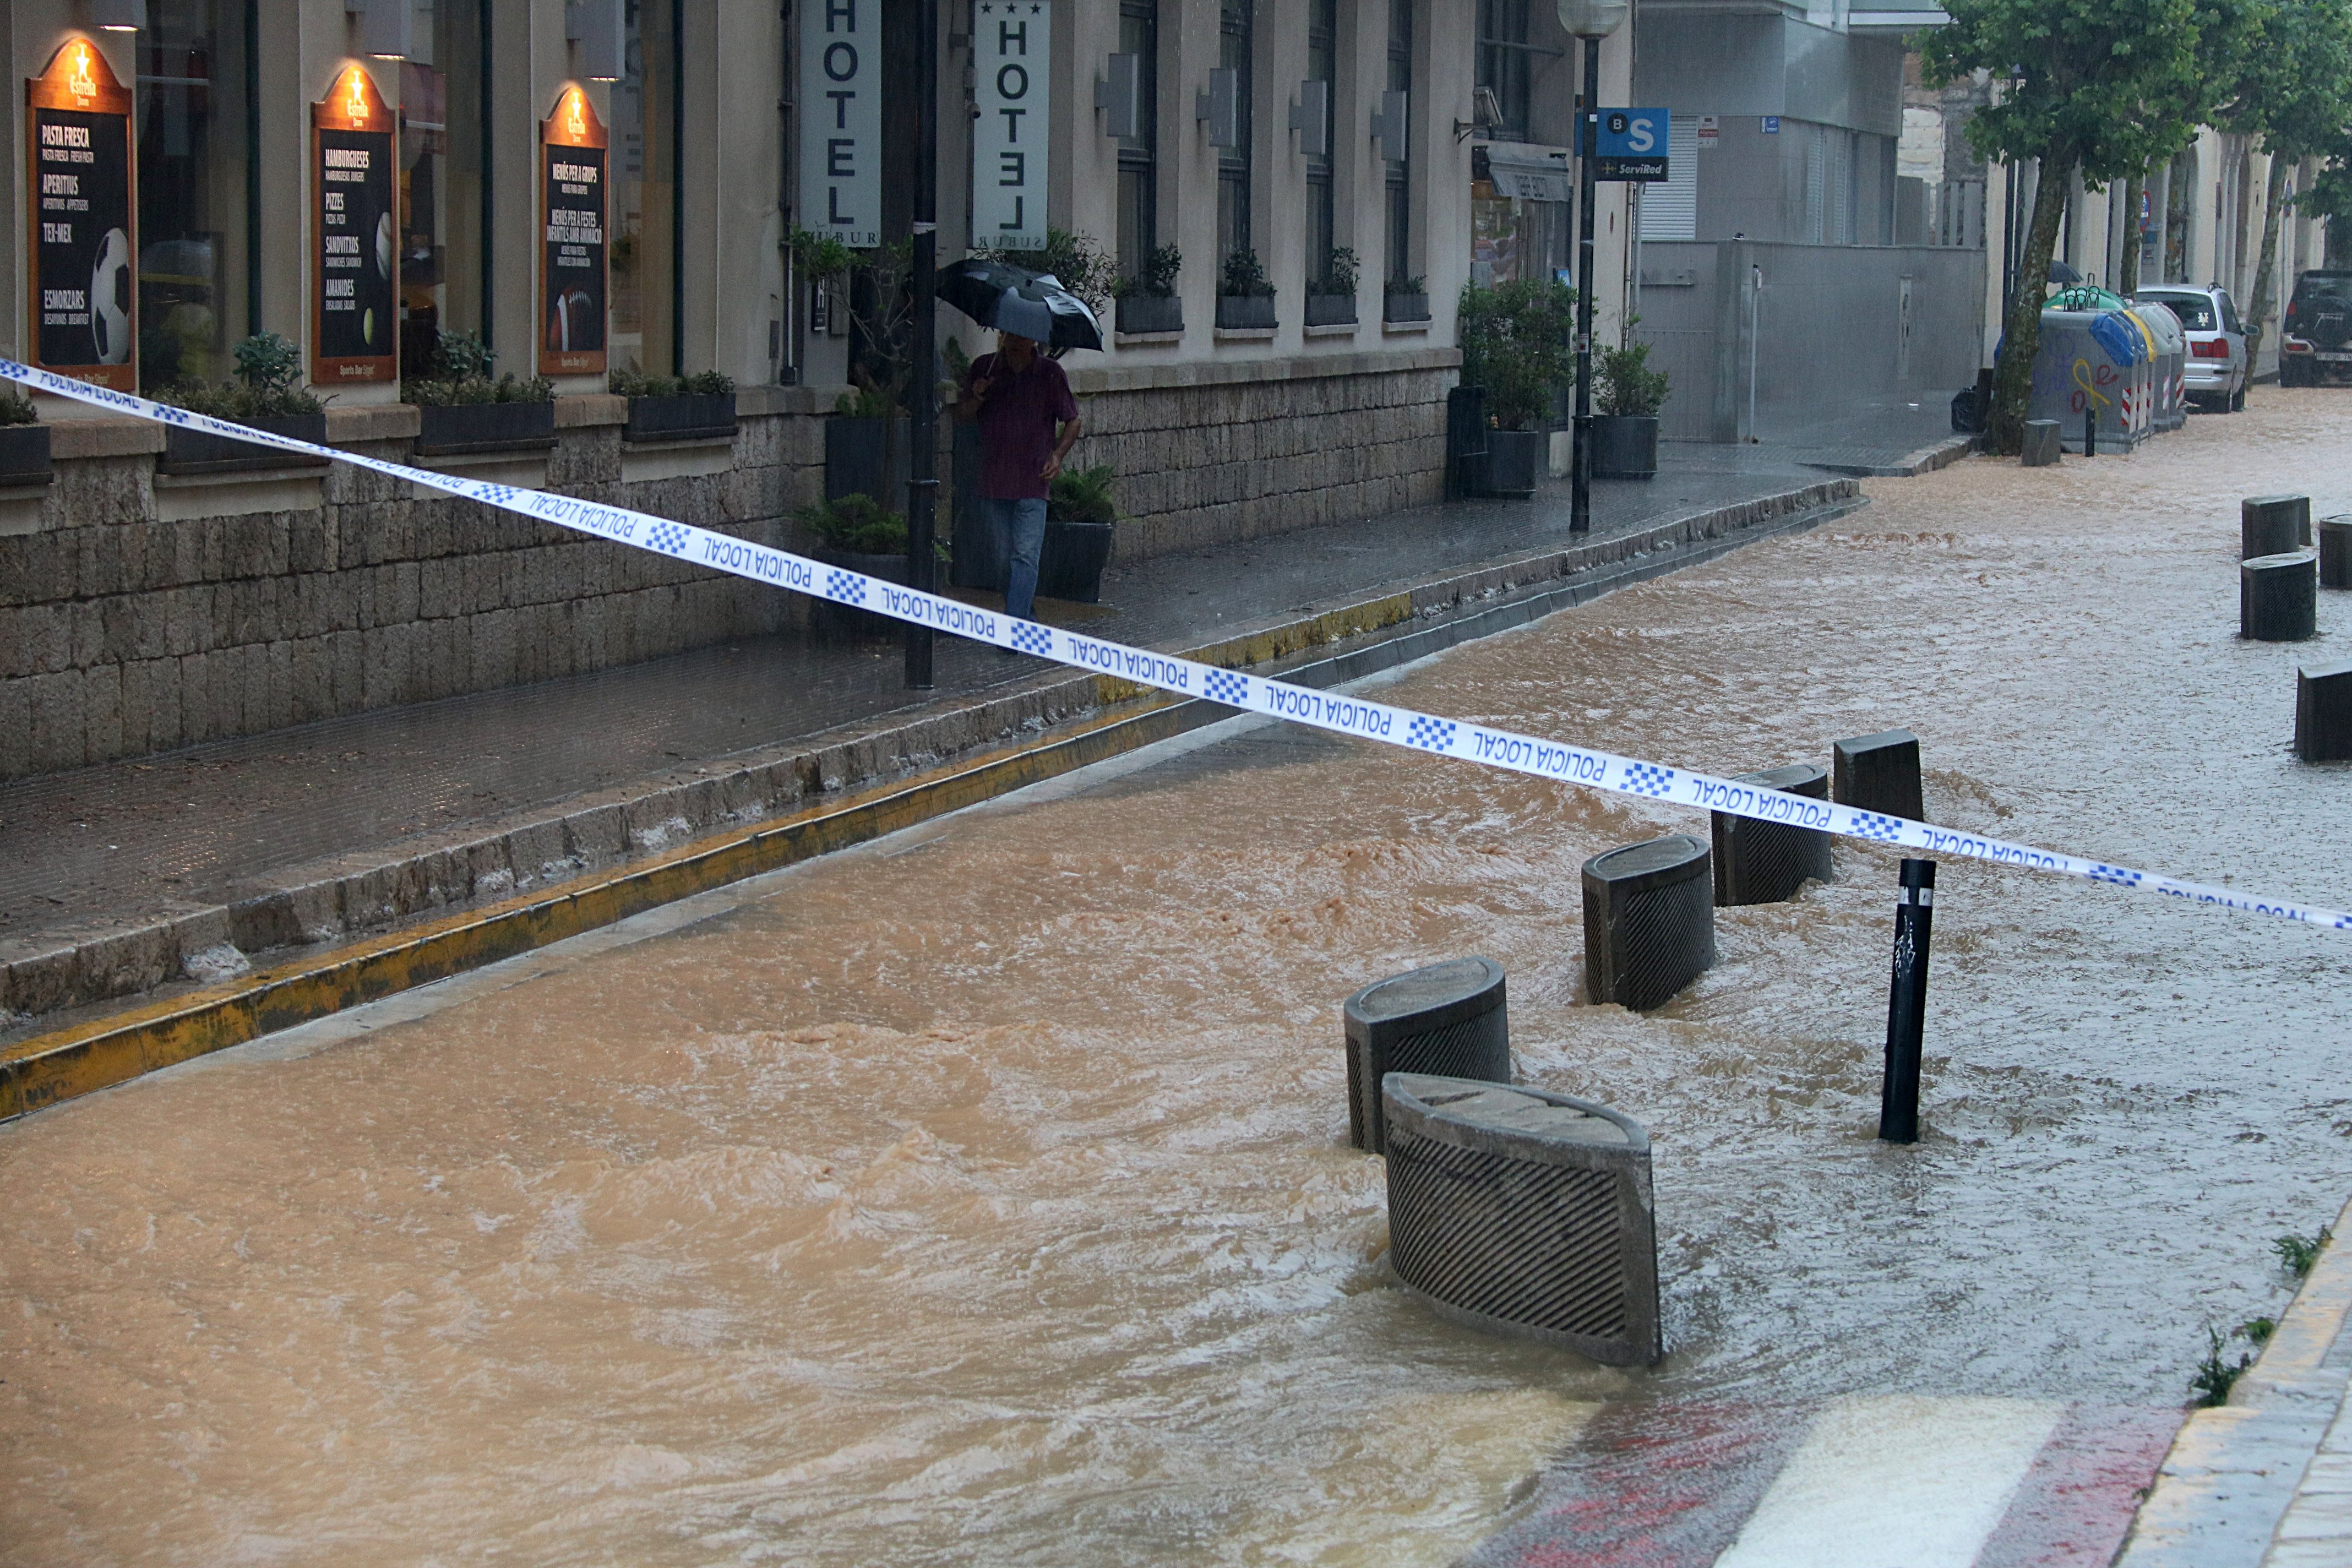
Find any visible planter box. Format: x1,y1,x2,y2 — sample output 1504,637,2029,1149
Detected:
1304,292,1357,328
825,414,909,505
1591,414,1659,480
1037,519,1114,604
1445,385,1489,501
1115,295,1184,335
413,400,556,457
947,424,1005,591
1384,290,1431,324
157,411,330,476
624,391,737,444
1481,428,1544,499
807,545,910,642
0,424,54,486
1215,294,1277,331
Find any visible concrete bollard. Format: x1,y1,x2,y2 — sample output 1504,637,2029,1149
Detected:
1833,729,1925,821
2320,516,2352,589
1343,956,1510,1155
2244,495,2312,559
1711,764,1834,906
2021,420,2062,467
2297,660,2352,761
2242,552,2318,641
1582,835,1714,1011
1382,1072,1661,1365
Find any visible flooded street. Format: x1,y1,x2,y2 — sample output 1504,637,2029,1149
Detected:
7,393,2352,1565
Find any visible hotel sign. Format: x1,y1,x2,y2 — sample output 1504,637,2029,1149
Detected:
974,1,1050,251
798,0,880,248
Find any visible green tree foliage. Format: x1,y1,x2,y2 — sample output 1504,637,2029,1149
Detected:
1457,277,1575,432
1925,0,2260,451
2217,0,2352,363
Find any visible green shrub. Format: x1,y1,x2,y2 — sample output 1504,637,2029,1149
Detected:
1114,243,1183,301
1458,277,1575,432
833,385,900,418
609,367,734,398
1313,246,1359,298
155,332,324,420
1047,463,1118,524
0,386,38,427
794,491,941,556
402,329,552,406
1599,336,1671,418
1220,248,1275,298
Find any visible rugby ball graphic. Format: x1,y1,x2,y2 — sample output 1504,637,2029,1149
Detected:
90,227,132,364
375,213,395,279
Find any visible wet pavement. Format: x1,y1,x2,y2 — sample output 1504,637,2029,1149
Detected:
6,388,2352,1564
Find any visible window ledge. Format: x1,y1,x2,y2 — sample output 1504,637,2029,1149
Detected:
1382,319,1433,336
1304,322,1359,339
1213,326,1278,342
1115,329,1185,346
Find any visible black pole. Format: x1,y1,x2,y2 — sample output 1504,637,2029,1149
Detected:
2083,402,2095,458
1571,35,1599,535
1877,858,1936,1144
903,0,939,689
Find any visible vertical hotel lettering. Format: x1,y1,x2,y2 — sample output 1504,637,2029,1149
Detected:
541,87,610,376
973,2,1050,249
311,65,398,384
797,0,879,248
24,37,136,389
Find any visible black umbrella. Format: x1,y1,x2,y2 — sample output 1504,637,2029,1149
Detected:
935,259,1103,351
2047,259,2083,285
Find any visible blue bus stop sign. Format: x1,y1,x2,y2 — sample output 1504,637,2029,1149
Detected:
1594,108,1668,182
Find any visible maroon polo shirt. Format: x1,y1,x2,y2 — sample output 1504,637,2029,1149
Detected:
965,351,1079,500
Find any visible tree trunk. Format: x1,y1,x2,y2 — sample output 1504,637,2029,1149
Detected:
2117,175,2144,296
2246,154,2292,376
1989,155,2076,455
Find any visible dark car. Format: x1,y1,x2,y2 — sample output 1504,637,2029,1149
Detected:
2280,270,2352,385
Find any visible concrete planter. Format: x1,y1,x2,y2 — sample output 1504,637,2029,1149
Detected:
1591,415,1658,480
1384,289,1430,324
807,545,910,642
413,400,556,457
1037,520,1114,604
1482,428,1544,498
948,423,1003,590
623,391,736,444
1304,292,1357,328
1115,295,1184,334
825,414,908,505
157,411,330,475
0,424,54,486
1215,294,1277,330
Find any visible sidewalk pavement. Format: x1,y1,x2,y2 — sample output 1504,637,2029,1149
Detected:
0,433,1921,1046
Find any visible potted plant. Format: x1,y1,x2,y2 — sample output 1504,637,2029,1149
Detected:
404,330,557,456
1594,332,1669,480
1456,277,1573,499
795,492,934,641
0,386,51,487
1385,274,1430,324
793,227,917,505
825,383,909,509
1114,244,1184,335
1305,246,1359,328
1041,463,1118,603
1216,248,1278,331
154,333,330,476
613,367,737,443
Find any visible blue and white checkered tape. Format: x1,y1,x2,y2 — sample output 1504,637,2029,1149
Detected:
8,354,2344,935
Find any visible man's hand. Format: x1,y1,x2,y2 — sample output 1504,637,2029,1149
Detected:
1039,450,1064,482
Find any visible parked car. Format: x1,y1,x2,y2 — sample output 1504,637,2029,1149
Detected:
2133,285,2248,411
2279,270,2352,386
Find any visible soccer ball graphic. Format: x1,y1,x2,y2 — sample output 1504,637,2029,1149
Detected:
90,227,132,364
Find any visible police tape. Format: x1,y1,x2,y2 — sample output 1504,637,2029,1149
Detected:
9,355,2348,933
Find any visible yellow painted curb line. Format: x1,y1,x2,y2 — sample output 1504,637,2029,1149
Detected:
0,690,1204,1124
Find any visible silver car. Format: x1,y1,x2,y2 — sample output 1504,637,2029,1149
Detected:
2133,286,2248,411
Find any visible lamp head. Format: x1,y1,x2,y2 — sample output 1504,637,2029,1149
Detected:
1556,0,1629,36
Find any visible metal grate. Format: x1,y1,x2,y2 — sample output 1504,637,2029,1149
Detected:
1712,764,1832,906
1582,836,1714,1011
1344,956,1509,1153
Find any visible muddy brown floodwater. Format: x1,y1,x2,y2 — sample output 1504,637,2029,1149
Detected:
8,394,2352,1566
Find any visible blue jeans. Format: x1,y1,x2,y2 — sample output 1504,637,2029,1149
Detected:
986,496,1049,620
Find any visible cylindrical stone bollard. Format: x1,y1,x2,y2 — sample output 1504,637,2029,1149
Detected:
1833,728,1925,822
1582,835,1714,1011
1711,763,1834,906
2320,516,2352,589
1382,1072,1661,1365
2021,420,2062,467
2244,495,2312,559
2242,551,2318,641
1343,957,1509,1155
2297,659,2352,761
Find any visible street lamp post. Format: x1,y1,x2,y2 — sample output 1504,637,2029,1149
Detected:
905,0,940,690
1556,0,1626,537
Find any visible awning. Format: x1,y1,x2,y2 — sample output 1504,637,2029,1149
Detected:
1482,141,1573,202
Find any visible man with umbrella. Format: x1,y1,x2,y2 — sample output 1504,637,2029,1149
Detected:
940,261,1097,625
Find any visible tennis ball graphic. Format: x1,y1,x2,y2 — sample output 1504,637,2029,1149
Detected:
363,306,376,345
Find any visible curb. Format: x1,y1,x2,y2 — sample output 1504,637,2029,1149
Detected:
1802,431,1978,479
2115,1194,2352,1567
0,479,1859,1119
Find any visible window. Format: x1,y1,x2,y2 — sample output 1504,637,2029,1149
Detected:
1385,0,1412,287
1217,0,1254,271
1475,0,1530,142
1305,0,1336,289
1115,0,1158,285
134,0,257,391
612,0,676,374
397,0,487,374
